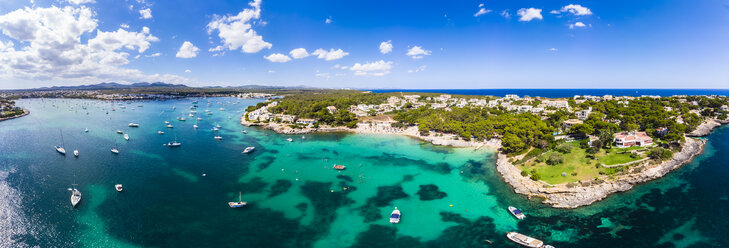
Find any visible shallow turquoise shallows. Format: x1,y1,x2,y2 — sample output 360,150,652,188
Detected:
1,98,728,247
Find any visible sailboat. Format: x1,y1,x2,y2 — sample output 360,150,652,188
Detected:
214,130,222,140
228,192,247,208
55,130,66,155
70,180,81,207
167,134,181,147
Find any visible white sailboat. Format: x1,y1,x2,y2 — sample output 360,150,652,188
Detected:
70,180,81,207
55,130,66,155
228,192,246,208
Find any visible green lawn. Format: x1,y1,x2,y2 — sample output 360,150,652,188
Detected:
517,142,645,185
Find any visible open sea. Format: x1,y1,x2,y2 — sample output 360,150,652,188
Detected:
1,97,728,247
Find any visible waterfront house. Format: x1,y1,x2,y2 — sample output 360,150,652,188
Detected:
296,119,317,125
614,131,653,148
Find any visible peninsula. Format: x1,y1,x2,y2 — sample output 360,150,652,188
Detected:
0,96,29,122
241,90,729,208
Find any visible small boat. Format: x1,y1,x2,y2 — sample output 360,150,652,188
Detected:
115,184,123,192
178,117,186,121
243,147,255,153
70,187,82,207
55,145,66,155
241,130,247,134
390,207,401,224
302,135,306,140
333,164,346,170
164,121,170,124
128,123,139,127
167,141,181,147
123,134,129,141
193,124,198,129
214,136,223,140
228,192,247,208
188,113,194,117
508,206,526,220
111,148,119,154
212,127,219,131
219,108,225,111
84,128,89,132
167,124,174,128
286,138,293,142
157,131,164,135
506,232,544,248
73,150,79,157
116,130,123,134
215,124,222,128
197,117,202,120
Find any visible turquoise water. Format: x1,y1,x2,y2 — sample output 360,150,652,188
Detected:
1,98,728,247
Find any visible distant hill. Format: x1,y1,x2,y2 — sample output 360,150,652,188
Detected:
30,82,188,91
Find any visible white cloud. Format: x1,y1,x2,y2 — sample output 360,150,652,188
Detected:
67,0,95,5
206,0,271,54
406,46,431,59
145,52,161,57
311,48,349,61
315,72,330,79
517,8,542,22
268,70,275,73
548,48,558,52
185,69,191,73
176,41,199,58
474,8,492,17
500,10,510,19
478,3,484,8
560,4,592,16
379,40,392,54
264,53,291,63
139,8,152,19
325,17,332,24
569,22,587,29
289,48,309,59
0,6,186,84
120,24,129,29
348,60,393,76
408,65,426,73
549,10,560,14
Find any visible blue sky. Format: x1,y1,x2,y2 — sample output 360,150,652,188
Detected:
0,0,727,89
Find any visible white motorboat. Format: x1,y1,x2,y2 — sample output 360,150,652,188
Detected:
123,134,129,141
128,123,139,127
214,135,223,140
241,130,247,134
178,117,186,121
111,148,119,154
158,130,164,135
508,206,526,220
390,207,401,224
286,138,293,142
167,124,174,128
164,121,170,124
196,117,202,121
193,124,198,129
167,141,181,147
228,192,247,208
115,184,123,192
84,128,89,132
73,150,79,157
506,232,544,248
117,130,123,134
243,147,255,153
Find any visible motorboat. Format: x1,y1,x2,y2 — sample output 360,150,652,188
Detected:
333,164,346,170
506,232,544,248
243,147,255,153
115,184,123,192
158,131,164,135
116,130,123,134
214,136,223,140
193,124,198,129
508,206,526,220
124,134,129,141
167,141,181,147
111,148,119,154
167,124,174,128
73,150,79,157
128,123,139,127
286,138,293,142
390,207,401,224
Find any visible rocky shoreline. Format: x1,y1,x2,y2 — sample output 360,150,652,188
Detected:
243,113,720,209
496,137,707,208
0,109,29,122
687,119,724,137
